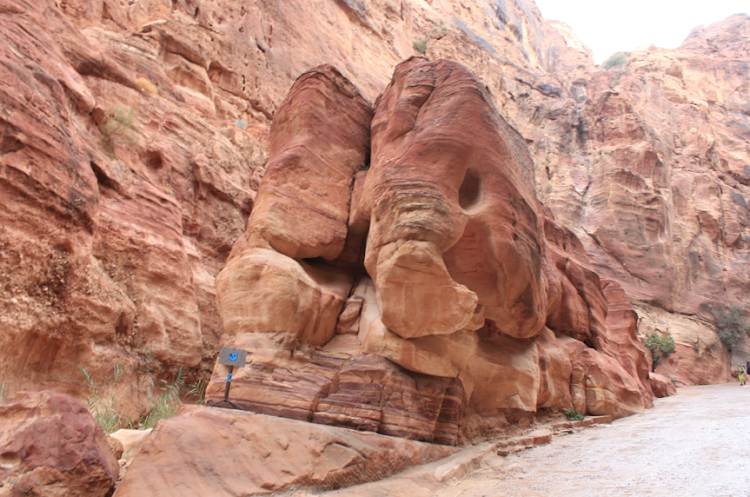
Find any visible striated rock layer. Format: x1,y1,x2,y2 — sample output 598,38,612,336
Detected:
113,405,458,497
207,58,654,444
0,0,267,417
519,15,750,382
2,0,742,433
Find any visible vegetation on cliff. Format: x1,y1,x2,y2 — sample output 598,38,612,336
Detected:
643,333,676,372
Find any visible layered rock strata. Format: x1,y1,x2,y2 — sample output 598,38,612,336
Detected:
113,405,458,497
519,15,750,382
1,0,745,419
207,58,654,443
0,0,267,416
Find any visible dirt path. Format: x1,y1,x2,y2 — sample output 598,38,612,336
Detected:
438,384,750,497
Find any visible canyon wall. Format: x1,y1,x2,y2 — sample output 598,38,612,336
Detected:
1,0,747,420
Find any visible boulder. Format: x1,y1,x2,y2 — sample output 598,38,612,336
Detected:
649,373,677,398
215,64,372,345
561,337,646,419
113,405,457,497
0,391,119,497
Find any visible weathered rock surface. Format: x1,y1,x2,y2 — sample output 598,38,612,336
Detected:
0,0,267,416
109,428,152,468
363,57,544,340
208,58,655,446
636,302,729,386
649,372,677,398
211,63,467,444
0,391,119,497
531,15,750,384
113,405,457,497
1,0,734,422
216,64,371,345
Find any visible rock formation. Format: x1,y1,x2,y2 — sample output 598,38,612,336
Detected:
0,391,119,497
113,405,458,496
0,0,746,441
0,0,268,418
5,0,749,494
518,15,750,383
206,58,654,444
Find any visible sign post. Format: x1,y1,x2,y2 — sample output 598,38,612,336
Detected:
208,346,249,410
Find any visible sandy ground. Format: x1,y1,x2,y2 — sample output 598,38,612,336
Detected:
303,383,750,497
437,383,750,497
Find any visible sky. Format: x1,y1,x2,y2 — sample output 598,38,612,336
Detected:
532,0,749,64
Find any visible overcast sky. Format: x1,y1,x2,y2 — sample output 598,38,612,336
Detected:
533,0,749,64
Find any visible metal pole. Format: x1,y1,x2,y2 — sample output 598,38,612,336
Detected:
223,365,234,401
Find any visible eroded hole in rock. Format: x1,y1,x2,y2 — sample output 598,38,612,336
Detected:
90,162,116,191
458,167,482,210
146,151,164,170
114,311,134,347
208,62,225,85
0,135,24,155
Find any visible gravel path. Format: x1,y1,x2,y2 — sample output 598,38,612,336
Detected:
438,383,750,497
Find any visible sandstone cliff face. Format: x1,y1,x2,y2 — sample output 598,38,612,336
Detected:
0,0,744,424
533,15,750,383
0,0,267,414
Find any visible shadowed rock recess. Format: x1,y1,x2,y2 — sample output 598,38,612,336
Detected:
206,59,654,445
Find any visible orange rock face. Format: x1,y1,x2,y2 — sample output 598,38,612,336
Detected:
0,391,119,497
531,15,750,384
0,0,267,415
363,57,545,340
208,58,655,443
12,0,742,445
649,372,677,398
113,405,457,497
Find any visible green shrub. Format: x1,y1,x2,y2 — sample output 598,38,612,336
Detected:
563,408,584,421
643,332,676,371
138,369,185,429
707,304,750,350
603,52,627,70
100,105,137,153
79,366,131,434
413,38,428,54
79,357,205,434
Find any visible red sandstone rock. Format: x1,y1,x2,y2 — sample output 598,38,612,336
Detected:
0,0,265,417
209,58,654,443
113,405,458,497
363,57,546,341
244,65,372,261
1,0,741,460
561,336,646,418
215,64,371,345
541,207,608,347
210,65,472,444
533,15,750,384
602,279,654,406
649,372,677,398
0,391,119,497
